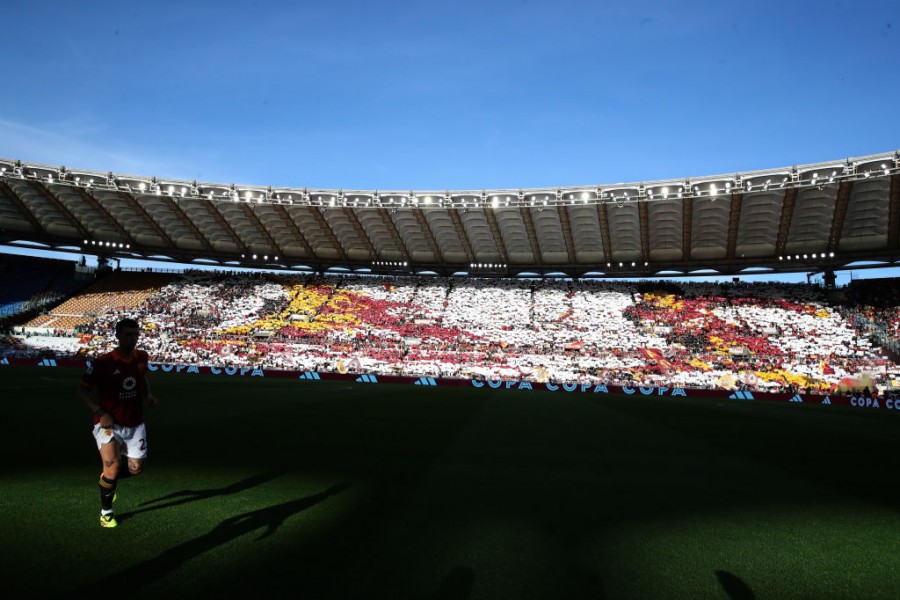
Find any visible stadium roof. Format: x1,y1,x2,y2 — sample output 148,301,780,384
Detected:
0,151,898,278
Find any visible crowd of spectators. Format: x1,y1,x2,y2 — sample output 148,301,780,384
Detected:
835,278,900,357
4,271,895,394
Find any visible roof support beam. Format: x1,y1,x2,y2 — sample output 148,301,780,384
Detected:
485,208,510,264
0,180,48,237
597,202,614,263
207,202,252,255
412,208,443,263
309,207,348,262
273,205,315,258
556,204,577,265
774,188,798,258
166,198,216,253
375,208,412,263
26,181,91,240
448,209,476,264
519,207,543,265
725,193,744,260
118,192,180,250
239,202,285,258
70,187,137,247
638,200,650,265
238,202,284,256
681,196,693,262
888,174,900,251
342,208,376,260
826,180,853,254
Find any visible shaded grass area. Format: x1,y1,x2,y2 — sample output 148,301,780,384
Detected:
0,366,898,599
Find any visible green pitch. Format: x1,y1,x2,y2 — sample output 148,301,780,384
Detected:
1,366,898,599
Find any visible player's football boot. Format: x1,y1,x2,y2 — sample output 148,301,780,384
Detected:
100,514,118,528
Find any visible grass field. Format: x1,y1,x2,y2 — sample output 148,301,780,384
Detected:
1,365,898,599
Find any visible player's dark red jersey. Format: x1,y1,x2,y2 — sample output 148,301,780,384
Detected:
81,349,150,427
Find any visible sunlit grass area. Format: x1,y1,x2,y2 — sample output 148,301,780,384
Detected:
1,366,897,599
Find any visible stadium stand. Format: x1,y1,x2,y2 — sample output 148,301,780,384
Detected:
21,271,179,332
0,254,84,318
837,278,900,357
3,267,894,394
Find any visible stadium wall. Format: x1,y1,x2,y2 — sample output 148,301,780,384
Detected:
5,357,896,411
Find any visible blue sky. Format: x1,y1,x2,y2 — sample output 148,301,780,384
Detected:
1,0,898,282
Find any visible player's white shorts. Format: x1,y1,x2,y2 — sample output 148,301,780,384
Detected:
92,422,148,459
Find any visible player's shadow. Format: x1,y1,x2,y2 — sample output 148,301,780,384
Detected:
116,468,289,522
716,570,755,600
429,566,475,600
71,482,351,596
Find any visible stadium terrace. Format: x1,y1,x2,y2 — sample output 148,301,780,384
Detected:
2,265,899,397
2,150,900,398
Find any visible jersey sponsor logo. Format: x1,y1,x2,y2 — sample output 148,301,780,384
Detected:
122,376,137,391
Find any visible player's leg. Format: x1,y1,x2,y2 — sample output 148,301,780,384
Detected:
126,457,144,476
120,423,148,478
97,439,121,527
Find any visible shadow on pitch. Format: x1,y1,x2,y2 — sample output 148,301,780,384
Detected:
429,566,475,600
716,570,755,600
70,482,351,596
116,468,289,522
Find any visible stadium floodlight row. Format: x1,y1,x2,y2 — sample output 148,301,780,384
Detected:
0,151,898,278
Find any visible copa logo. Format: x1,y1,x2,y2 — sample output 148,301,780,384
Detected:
471,379,534,390
545,383,687,396
209,366,265,377
147,363,201,374
468,380,688,395
850,396,882,409
546,382,587,392
621,386,687,397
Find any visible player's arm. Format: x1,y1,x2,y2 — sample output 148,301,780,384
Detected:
139,352,158,407
77,382,114,427
144,375,159,407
